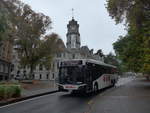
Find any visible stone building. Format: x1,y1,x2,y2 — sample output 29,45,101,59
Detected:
11,17,104,80
50,17,104,80
0,40,13,81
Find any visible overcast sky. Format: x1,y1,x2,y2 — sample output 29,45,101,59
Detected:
21,0,126,54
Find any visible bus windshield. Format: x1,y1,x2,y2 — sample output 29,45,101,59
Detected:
59,66,84,84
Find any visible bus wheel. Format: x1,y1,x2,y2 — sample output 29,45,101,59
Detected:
111,80,116,87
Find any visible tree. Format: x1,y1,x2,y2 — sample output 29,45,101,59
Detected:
95,49,104,57
106,0,150,76
104,52,117,65
113,34,143,72
1,0,61,79
106,0,150,28
0,4,6,41
0,15,6,42
104,52,123,74
142,30,150,77
0,0,23,48
17,33,62,79
0,3,10,42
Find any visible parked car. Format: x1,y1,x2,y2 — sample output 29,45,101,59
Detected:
15,75,24,80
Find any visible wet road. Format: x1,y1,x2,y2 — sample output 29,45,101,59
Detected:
0,78,150,113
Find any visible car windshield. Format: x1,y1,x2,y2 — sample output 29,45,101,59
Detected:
59,66,84,84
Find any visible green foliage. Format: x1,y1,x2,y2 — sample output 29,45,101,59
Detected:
104,52,123,74
0,85,21,99
95,49,104,57
106,0,150,74
1,0,62,79
113,28,147,72
0,5,8,42
104,52,117,65
13,85,21,97
0,1,16,44
142,32,150,74
0,86,5,98
106,0,150,27
38,33,65,70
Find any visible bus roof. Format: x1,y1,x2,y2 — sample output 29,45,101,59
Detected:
61,59,117,68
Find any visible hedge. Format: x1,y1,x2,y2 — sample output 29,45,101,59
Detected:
0,85,21,100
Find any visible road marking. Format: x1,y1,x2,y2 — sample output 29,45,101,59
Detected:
0,93,55,109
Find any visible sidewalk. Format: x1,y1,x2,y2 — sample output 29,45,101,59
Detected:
0,80,58,106
21,80,58,97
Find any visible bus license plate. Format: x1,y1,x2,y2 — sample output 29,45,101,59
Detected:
65,85,77,89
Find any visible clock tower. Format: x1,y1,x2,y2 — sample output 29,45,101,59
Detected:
66,18,81,49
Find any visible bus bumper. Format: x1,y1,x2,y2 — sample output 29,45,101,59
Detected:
58,84,86,92
58,85,69,92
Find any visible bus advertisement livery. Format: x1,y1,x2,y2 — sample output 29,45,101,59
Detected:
58,59,118,93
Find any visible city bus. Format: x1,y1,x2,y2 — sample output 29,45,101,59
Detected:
58,59,118,93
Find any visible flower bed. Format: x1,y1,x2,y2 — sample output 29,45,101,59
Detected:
0,84,21,100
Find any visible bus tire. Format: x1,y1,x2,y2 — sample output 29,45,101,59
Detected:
111,79,116,87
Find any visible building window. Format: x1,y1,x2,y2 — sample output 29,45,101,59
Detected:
57,53,61,58
32,74,35,79
23,70,26,79
52,73,55,79
11,64,14,72
5,65,8,73
46,67,49,71
0,64,2,72
57,62,59,69
2,64,5,73
63,53,66,58
39,64,43,71
5,76,8,80
17,70,20,77
39,74,42,79
46,74,49,79
72,54,75,59
53,63,55,69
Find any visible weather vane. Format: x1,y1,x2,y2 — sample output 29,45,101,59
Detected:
72,8,74,19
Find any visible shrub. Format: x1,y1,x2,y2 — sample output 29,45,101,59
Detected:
0,86,5,99
13,85,21,97
4,86,12,99
0,85,21,100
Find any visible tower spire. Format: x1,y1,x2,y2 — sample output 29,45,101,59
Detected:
72,8,74,19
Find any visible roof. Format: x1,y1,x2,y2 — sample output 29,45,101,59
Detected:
61,59,117,68
86,59,116,68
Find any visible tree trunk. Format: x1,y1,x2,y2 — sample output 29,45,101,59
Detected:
29,64,34,80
